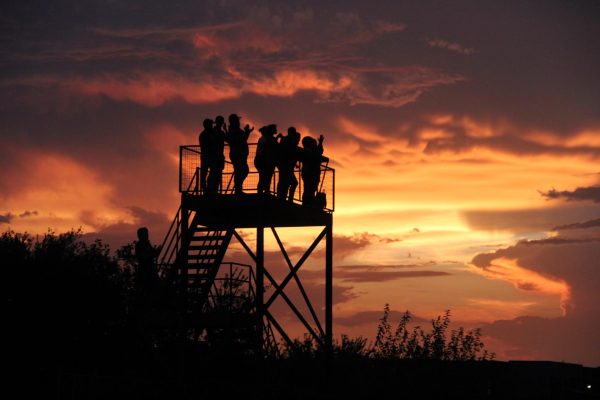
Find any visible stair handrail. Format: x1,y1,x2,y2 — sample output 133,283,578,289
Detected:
157,168,200,277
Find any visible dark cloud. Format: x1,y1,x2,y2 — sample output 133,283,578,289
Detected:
298,262,447,283
541,186,600,203
423,132,600,159
0,210,39,224
471,236,600,272
18,210,38,218
461,205,599,233
334,262,448,282
553,218,600,231
337,270,450,283
329,232,401,259
337,262,436,270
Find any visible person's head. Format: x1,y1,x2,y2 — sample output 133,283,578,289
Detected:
302,136,317,149
203,118,213,130
287,126,297,136
259,124,277,136
228,113,241,127
291,130,301,145
258,125,269,137
137,227,149,241
215,115,225,127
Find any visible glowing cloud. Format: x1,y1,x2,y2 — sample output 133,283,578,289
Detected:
470,257,571,315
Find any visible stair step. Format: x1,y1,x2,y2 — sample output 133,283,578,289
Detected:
191,235,227,242
186,262,215,267
186,270,209,275
187,279,210,285
188,245,222,251
187,253,218,260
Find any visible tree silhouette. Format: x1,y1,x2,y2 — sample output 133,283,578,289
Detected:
2,230,134,373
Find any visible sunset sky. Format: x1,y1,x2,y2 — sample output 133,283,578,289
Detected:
1,1,599,365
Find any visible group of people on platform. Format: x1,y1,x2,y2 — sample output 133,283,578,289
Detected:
199,113,328,206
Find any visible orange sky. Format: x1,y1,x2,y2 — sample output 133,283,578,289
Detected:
1,0,599,365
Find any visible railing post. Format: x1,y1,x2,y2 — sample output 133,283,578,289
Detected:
256,226,264,356
179,146,183,193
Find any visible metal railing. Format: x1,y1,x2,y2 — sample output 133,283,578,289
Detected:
179,144,335,212
156,170,201,278
205,262,255,313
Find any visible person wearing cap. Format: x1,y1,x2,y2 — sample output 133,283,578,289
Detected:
255,124,278,194
225,113,254,193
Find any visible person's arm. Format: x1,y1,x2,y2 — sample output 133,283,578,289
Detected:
317,135,324,155
243,124,254,140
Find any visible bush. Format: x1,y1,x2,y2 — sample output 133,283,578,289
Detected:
371,304,494,361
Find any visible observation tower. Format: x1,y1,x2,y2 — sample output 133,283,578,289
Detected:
157,143,335,355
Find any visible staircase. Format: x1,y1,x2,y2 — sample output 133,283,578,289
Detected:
157,207,233,332
185,227,233,320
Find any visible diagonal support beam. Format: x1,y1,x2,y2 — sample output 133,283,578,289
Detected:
271,227,325,338
262,267,323,346
265,227,327,309
233,229,257,262
265,310,294,348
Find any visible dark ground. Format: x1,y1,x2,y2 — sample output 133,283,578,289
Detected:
11,351,600,400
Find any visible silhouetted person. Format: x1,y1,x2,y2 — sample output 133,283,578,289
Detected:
134,227,161,352
300,134,327,206
199,118,214,193
277,127,301,201
225,113,254,193
255,124,278,194
135,227,159,295
207,115,226,193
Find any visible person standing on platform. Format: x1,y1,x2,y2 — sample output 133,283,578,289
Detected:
277,127,301,202
207,115,226,193
198,118,214,193
300,134,326,205
255,124,278,194
225,113,254,194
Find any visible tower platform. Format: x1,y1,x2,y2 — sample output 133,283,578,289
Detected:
182,192,332,229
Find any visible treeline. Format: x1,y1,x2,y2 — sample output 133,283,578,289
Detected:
3,230,137,373
2,230,493,374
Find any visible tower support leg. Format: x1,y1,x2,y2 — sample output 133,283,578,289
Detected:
256,226,264,356
325,219,333,354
